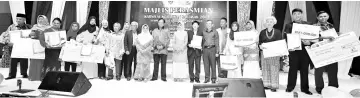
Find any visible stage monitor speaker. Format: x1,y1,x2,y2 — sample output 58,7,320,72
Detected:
38,71,91,97
218,78,266,97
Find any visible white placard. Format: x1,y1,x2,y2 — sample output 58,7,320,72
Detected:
262,39,289,58
287,34,302,50
9,31,21,43
11,38,45,59
306,32,360,68
220,55,238,70
233,31,257,46
20,30,32,38
60,43,105,63
292,23,320,39
190,35,202,49
44,31,67,46
81,44,93,56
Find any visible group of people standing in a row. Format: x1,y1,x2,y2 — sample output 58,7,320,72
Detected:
0,8,349,95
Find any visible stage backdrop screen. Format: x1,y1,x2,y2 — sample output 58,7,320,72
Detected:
131,1,227,32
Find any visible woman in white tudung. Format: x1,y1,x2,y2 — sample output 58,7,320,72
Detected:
172,22,189,82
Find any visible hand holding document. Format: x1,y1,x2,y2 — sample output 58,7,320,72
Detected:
287,34,302,50
60,43,105,63
292,23,320,39
233,31,257,46
190,35,202,49
320,28,338,39
262,39,289,58
306,31,360,68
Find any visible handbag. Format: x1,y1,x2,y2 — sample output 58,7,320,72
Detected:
220,55,238,70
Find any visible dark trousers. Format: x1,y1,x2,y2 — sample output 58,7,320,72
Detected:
203,47,217,80
152,54,167,80
98,62,106,78
9,58,28,77
125,46,137,78
188,52,201,80
64,62,77,72
216,56,227,78
286,50,310,91
315,62,339,92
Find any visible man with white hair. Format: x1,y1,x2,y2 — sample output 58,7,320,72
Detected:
124,21,139,81
1,13,32,80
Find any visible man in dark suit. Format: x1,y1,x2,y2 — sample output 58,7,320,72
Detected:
187,21,202,83
284,8,312,95
124,21,138,81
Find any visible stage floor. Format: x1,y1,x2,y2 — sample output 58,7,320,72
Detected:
1,64,360,98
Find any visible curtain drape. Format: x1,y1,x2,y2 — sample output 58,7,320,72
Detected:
31,1,53,26
288,1,307,21
237,1,251,31
76,1,89,27
338,1,360,79
99,1,109,24
256,1,273,31
50,1,66,24
108,1,127,31
61,1,76,30
9,1,26,25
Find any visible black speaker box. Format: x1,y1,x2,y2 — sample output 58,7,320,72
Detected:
38,71,91,97
218,78,266,97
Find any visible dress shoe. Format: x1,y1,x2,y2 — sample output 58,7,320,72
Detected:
150,78,157,81
285,89,293,92
211,80,216,84
264,87,270,90
5,76,15,80
106,77,113,80
126,78,131,81
301,90,313,95
161,79,167,82
204,79,210,83
116,76,121,81
317,91,322,94
271,89,277,92
23,75,28,78
190,79,194,83
195,79,200,83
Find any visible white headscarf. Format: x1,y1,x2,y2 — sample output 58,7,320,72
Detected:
138,24,153,45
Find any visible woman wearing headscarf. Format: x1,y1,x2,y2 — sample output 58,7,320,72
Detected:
95,20,111,79
28,15,51,81
133,24,153,82
172,22,188,82
226,21,244,78
76,16,99,79
39,18,66,80
236,20,261,78
258,16,284,92
64,22,79,72
105,22,125,80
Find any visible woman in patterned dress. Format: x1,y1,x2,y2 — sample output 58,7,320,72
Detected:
258,16,283,92
226,21,244,78
39,18,66,80
172,22,188,82
241,20,261,79
28,15,51,81
133,24,153,82
76,16,99,79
